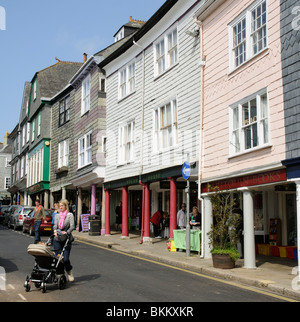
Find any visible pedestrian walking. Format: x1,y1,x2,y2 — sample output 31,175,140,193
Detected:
33,198,47,244
115,201,122,231
53,199,75,282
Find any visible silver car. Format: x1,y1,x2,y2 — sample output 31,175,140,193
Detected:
9,206,34,231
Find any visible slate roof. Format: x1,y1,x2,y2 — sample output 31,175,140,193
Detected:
36,60,83,99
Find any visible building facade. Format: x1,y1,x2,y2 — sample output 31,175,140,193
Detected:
195,0,293,267
26,60,82,207
0,133,12,204
100,0,202,240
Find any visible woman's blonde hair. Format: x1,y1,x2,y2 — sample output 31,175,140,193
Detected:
59,199,69,212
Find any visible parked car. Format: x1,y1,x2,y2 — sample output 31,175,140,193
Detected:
9,206,35,230
0,205,10,224
3,205,21,226
22,209,53,236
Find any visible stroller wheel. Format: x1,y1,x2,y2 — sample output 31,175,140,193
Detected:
24,276,31,292
34,283,41,288
41,283,46,293
58,275,67,290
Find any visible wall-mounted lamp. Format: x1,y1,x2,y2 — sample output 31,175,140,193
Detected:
185,28,200,38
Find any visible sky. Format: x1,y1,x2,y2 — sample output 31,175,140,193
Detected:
0,0,166,142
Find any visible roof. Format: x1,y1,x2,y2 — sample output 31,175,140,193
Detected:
99,0,178,68
36,60,83,99
113,16,146,37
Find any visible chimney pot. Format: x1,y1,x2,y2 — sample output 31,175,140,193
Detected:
83,53,88,63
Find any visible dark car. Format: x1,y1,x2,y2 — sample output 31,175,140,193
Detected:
0,205,10,223
3,205,21,226
22,209,53,236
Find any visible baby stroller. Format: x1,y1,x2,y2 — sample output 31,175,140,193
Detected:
24,235,70,293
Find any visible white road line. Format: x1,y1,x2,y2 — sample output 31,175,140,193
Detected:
8,284,15,290
18,293,27,301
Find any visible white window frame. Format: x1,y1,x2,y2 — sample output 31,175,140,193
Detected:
229,0,268,72
58,139,69,168
154,26,178,77
78,132,93,169
118,121,135,165
81,75,91,115
27,122,30,143
153,98,178,152
33,80,37,101
31,119,35,142
37,112,41,137
118,61,135,100
4,177,10,190
229,89,270,157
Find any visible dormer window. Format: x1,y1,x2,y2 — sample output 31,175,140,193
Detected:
115,28,124,42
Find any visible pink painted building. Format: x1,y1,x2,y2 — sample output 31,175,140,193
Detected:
195,0,288,266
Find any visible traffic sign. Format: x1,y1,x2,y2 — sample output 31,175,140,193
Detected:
182,162,191,180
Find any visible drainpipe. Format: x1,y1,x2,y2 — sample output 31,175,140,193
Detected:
195,17,206,258
133,40,145,175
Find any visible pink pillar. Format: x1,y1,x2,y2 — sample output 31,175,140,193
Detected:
170,177,177,240
122,186,129,237
144,183,150,239
105,189,111,236
91,184,97,216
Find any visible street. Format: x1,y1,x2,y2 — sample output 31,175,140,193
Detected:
0,225,295,305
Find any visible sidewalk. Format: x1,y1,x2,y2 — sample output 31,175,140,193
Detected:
73,230,300,301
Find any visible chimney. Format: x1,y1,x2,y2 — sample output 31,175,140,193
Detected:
3,132,9,146
83,53,88,63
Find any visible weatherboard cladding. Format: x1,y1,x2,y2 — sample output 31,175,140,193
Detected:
105,1,201,183
280,0,300,159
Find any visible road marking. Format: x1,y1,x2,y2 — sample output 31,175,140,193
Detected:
18,293,27,301
78,240,298,303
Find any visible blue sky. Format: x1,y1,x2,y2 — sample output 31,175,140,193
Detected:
0,0,165,142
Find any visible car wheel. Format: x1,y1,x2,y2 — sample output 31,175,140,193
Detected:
22,225,26,233
13,222,17,231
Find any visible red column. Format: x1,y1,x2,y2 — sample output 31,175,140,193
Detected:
170,177,177,239
122,186,129,237
144,183,150,239
105,189,111,236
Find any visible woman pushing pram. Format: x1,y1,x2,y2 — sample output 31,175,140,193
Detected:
52,199,75,283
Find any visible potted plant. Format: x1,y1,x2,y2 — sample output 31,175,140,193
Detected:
207,186,242,269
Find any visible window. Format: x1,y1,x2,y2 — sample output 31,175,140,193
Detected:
37,112,41,137
59,96,70,126
118,62,135,100
33,80,37,100
31,119,35,142
154,27,178,77
22,125,26,147
153,99,178,151
58,139,69,168
118,122,135,164
27,122,30,143
78,132,92,168
229,0,267,70
230,90,269,156
4,177,10,190
82,75,91,115
99,77,106,93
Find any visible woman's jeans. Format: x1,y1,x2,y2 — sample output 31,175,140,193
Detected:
34,221,42,243
53,239,73,272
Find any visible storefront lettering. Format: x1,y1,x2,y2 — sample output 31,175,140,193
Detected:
202,169,287,193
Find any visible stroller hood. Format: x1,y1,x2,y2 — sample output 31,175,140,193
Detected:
27,244,55,258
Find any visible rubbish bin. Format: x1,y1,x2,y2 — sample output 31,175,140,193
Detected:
89,215,101,236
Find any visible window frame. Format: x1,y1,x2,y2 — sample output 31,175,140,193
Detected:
153,98,178,152
118,121,135,165
81,75,91,116
229,0,268,72
58,139,70,168
78,132,93,169
229,89,270,157
118,61,136,100
59,95,71,126
154,26,178,78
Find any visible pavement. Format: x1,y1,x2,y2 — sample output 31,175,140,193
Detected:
73,230,300,301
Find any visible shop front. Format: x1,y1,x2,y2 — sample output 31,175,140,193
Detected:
201,167,299,268
104,164,199,242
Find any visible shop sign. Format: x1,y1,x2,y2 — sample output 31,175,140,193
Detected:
202,169,287,193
